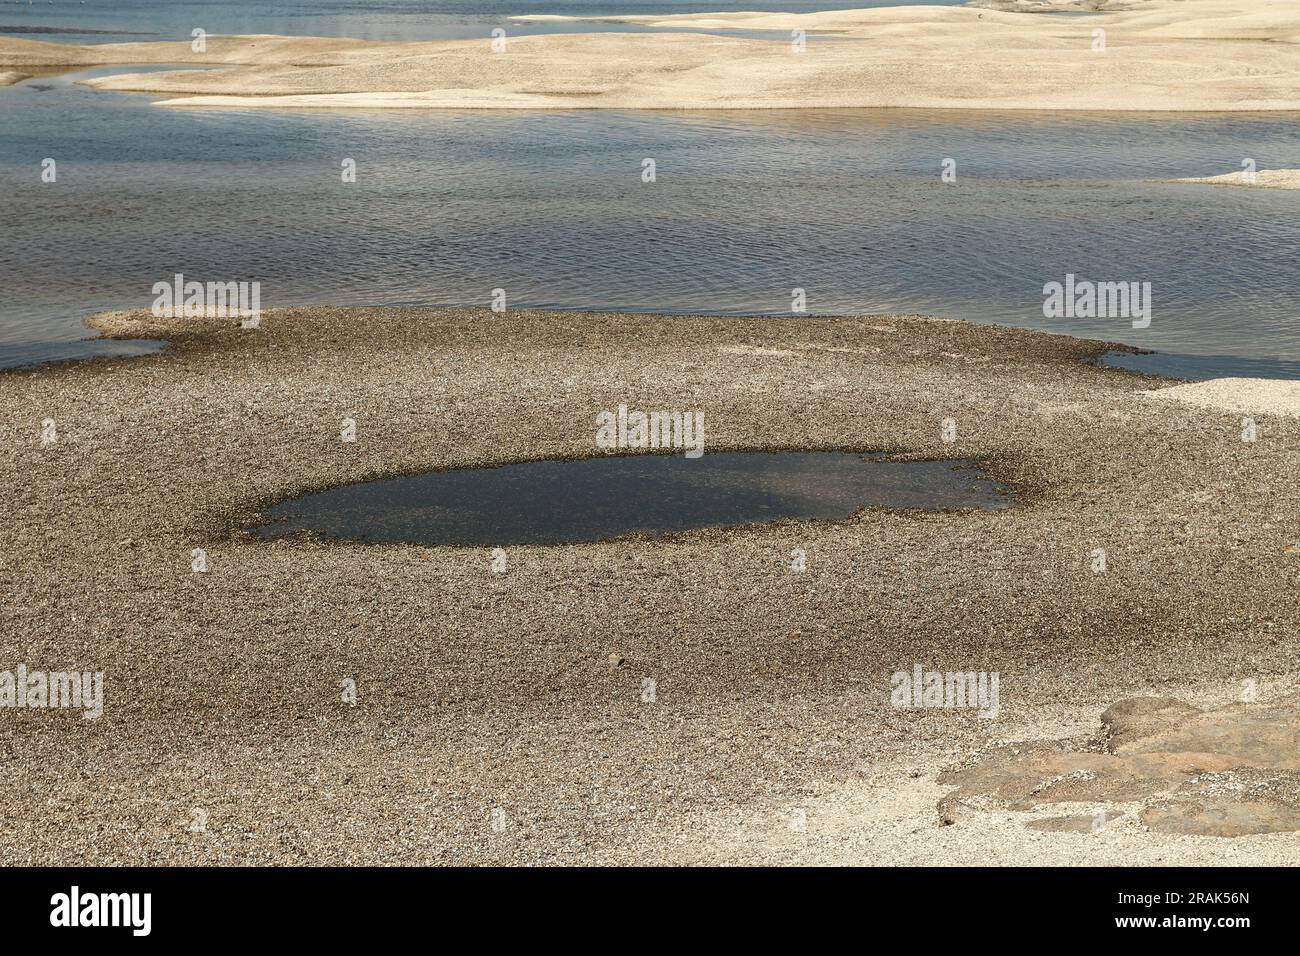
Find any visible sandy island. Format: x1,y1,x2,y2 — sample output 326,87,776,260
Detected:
1,0,1298,110
1173,169,1300,190
2,306,1298,864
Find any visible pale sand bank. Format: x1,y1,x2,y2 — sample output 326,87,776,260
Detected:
1143,378,1300,417
1,0,1298,110
970,1,1135,9
1173,169,1300,190
0,70,28,86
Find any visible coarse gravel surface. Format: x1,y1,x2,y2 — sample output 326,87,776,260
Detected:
1,306,1296,865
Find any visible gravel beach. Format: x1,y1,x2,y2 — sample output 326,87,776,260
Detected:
1,307,1297,865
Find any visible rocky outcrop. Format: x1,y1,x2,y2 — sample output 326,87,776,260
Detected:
939,695,1300,836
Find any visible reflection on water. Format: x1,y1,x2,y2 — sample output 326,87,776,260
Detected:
1099,350,1300,381
1,64,1298,378
254,452,1012,546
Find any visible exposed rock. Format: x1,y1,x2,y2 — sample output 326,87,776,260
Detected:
1101,697,1200,751
1120,701,1300,770
939,695,1300,836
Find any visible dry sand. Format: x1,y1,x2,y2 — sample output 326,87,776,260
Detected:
0,0,1297,110
1173,169,1300,190
1142,378,1300,417
972,1,1136,10
2,307,1298,865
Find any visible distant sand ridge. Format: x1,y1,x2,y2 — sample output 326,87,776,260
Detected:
1,0,1298,110
1174,169,1300,190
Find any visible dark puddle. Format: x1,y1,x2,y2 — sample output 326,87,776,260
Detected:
253,451,1012,547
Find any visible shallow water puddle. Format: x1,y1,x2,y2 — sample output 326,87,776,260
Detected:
253,452,1011,547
